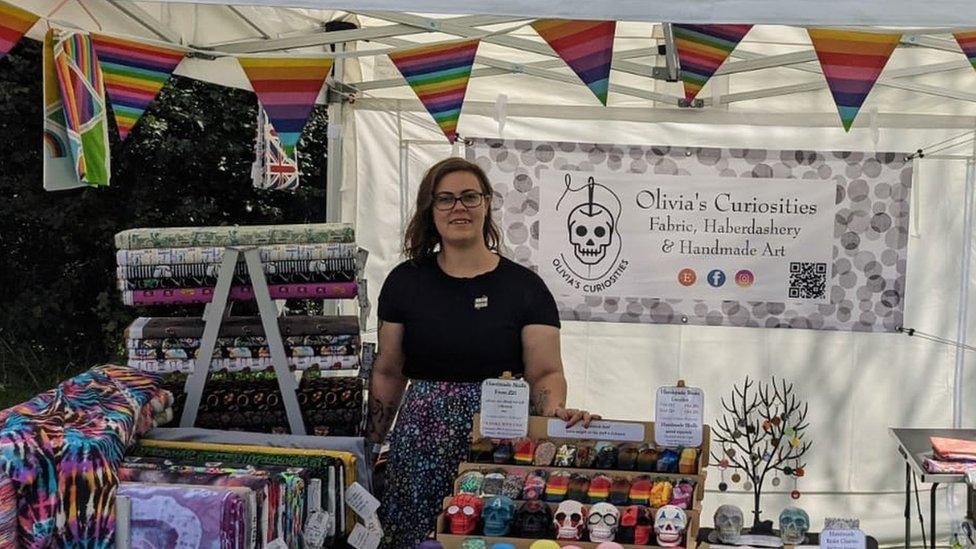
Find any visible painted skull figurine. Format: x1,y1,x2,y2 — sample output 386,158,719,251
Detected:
714,504,744,544
514,500,554,539
554,500,588,540
447,493,484,535
654,505,687,547
483,495,516,536
779,506,810,544
587,502,620,542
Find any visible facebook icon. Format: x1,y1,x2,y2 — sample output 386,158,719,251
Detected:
707,269,726,288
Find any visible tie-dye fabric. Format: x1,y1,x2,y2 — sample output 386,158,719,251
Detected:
118,483,246,549
0,472,15,548
0,366,171,548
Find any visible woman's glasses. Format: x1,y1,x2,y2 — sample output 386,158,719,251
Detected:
432,191,486,211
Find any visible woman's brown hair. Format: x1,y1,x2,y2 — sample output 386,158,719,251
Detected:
403,157,502,260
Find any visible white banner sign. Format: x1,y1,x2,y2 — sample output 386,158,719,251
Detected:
538,171,835,303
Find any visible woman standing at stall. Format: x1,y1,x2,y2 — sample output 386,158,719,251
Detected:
368,157,598,547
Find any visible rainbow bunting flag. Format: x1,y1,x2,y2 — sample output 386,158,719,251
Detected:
0,1,38,62
53,31,111,186
673,24,753,102
43,29,84,191
953,31,976,71
238,57,333,161
388,39,480,143
808,28,901,131
91,34,185,141
531,19,616,105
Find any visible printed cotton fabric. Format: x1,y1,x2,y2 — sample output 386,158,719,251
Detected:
114,223,355,250
0,365,172,548
124,315,360,339
122,281,358,305
117,483,247,549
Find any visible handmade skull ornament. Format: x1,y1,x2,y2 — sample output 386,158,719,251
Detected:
447,493,484,535
779,506,810,544
714,504,744,544
514,500,553,538
587,502,620,542
483,495,516,536
654,505,687,547
554,500,588,540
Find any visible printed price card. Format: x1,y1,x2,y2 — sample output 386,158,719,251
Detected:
655,385,704,446
480,377,530,438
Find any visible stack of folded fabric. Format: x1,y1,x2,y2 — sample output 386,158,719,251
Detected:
0,366,173,547
114,223,358,305
160,373,365,436
125,438,356,545
124,315,361,373
924,436,976,473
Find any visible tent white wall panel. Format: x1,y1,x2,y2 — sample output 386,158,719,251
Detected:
354,105,976,544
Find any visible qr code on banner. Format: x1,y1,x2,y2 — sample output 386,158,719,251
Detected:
788,262,827,299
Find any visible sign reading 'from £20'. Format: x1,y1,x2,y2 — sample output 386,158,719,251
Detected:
537,171,836,304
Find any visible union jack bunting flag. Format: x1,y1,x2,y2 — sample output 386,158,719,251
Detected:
251,109,300,191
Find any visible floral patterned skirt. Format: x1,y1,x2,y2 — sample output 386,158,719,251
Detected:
378,380,481,548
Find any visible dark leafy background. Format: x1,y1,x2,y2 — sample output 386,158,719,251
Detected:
0,39,329,406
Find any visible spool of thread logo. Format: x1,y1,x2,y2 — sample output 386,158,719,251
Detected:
735,270,755,287
678,268,697,286
707,269,726,288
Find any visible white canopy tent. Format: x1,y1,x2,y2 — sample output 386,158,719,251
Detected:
15,1,976,545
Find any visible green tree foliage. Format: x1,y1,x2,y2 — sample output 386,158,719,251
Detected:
0,39,329,404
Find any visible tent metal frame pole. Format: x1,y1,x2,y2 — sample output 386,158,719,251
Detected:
214,14,523,52
953,132,976,428
104,0,182,44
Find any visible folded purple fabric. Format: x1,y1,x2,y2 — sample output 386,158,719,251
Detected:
118,483,247,549
123,282,358,305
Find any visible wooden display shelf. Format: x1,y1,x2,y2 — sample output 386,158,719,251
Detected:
471,415,711,476
455,464,708,506
437,497,700,549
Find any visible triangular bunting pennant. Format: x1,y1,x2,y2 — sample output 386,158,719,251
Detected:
808,29,901,131
953,31,976,71
0,1,39,62
673,24,753,102
43,29,85,191
531,19,616,105
53,31,111,186
238,57,333,160
388,39,480,143
91,34,185,141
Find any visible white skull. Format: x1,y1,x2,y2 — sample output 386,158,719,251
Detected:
568,203,614,265
587,502,620,542
654,505,687,547
714,504,744,544
553,499,587,540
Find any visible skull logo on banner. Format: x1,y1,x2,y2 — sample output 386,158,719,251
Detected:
654,505,687,547
554,500,587,540
779,506,810,544
714,504,744,544
446,493,484,535
587,502,620,542
557,174,623,280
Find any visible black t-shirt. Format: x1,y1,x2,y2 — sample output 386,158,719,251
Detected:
377,255,561,382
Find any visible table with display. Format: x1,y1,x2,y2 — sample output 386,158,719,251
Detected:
889,427,976,549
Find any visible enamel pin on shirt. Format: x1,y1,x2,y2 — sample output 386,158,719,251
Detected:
474,295,488,310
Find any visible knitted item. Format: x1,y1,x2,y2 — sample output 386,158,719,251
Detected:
678,447,698,474
637,445,659,472
628,475,653,505
587,474,612,503
608,476,632,505
544,470,571,502
534,440,557,466
514,438,536,465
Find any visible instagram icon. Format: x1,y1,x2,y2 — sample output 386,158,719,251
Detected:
734,270,755,287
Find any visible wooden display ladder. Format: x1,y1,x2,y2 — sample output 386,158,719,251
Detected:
178,246,306,435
